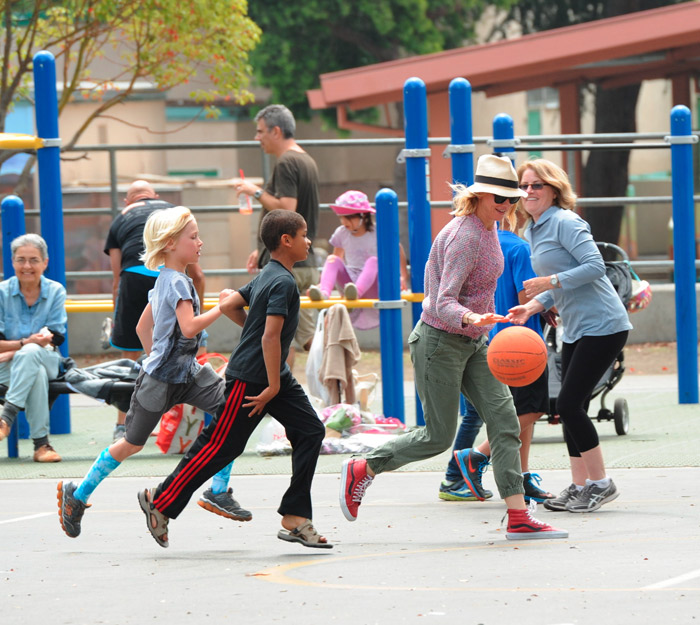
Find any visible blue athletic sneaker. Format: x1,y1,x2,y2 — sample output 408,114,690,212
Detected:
439,478,492,501
454,448,491,501
523,472,555,504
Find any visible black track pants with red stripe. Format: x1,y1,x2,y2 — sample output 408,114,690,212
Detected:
152,375,325,520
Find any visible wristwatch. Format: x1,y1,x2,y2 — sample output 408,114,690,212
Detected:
253,189,263,200
550,275,560,288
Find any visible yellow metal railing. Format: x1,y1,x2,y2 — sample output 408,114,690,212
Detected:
65,292,424,313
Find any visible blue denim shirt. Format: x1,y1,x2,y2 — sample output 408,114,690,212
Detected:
525,206,632,343
0,275,67,341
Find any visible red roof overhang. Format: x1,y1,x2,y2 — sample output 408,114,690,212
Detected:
308,2,700,112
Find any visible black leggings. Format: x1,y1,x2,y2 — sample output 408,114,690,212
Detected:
556,331,628,457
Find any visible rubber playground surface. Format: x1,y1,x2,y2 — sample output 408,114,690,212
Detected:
1,372,699,624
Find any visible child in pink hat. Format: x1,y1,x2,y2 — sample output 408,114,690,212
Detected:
308,190,407,330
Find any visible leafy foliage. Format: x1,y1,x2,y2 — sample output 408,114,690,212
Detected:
496,0,686,34
0,0,261,153
496,0,686,244
247,0,517,120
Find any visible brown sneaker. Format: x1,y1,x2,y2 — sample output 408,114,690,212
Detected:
0,418,10,442
33,444,61,463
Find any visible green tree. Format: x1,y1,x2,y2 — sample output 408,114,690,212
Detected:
497,0,687,246
0,0,261,191
247,0,516,121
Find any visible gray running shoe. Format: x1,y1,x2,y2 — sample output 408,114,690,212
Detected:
565,479,619,513
543,483,580,511
198,488,252,521
113,424,126,442
57,481,90,538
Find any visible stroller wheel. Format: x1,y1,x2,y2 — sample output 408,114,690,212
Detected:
614,398,629,436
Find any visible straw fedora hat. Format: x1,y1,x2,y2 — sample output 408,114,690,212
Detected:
329,190,376,215
468,155,528,198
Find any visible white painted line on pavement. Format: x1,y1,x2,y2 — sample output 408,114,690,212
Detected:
642,568,700,589
0,512,53,525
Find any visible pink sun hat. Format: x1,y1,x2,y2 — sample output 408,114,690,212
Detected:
329,190,376,215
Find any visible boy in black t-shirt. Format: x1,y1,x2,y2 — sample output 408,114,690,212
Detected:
137,210,331,549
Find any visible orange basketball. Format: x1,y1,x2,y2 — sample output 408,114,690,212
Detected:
487,326,547,387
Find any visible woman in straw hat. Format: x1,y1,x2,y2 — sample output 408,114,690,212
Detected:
338,155,568,541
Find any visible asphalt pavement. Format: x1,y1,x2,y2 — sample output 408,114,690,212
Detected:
1,371,699,624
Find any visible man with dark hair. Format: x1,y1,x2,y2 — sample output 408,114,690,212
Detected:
236,104,320,368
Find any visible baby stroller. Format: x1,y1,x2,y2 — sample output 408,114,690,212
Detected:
543,242,631,436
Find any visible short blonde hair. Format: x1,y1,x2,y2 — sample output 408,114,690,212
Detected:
141,206,194,270
450,184,518,231
516,159,577,211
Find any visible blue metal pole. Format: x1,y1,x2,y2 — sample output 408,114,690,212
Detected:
449,79,474,420
448,78,474,186
404,77,431,426
2,196,25,279
669,105,699,404
1,196,29,456
33,50,71,433
376,188,405,422
492,113,515,165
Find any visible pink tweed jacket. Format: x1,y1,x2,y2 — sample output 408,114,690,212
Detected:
420,214,503,338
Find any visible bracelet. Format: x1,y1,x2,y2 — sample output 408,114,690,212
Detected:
19,338,24,347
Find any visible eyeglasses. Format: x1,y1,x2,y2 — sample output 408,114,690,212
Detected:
493,194,520,205
13,257,43,266
518,182,549,191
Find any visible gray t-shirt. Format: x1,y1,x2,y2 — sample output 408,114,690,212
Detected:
142,268,202,383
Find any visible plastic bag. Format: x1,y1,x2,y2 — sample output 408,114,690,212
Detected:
305,309,329,405
255,418,291,456
155,353,227,454
321,403,362,432
155,403,206,454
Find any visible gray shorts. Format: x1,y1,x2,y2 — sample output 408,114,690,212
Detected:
124,365,224,446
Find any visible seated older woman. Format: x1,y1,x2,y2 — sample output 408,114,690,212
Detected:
0,233,67,462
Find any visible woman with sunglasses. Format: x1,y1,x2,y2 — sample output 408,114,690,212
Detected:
507,159,632,513
339,154,568,541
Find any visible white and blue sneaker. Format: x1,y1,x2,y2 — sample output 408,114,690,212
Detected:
439,478,492,501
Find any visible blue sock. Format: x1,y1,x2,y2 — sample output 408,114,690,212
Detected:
210,461,234,495
74,448,121,503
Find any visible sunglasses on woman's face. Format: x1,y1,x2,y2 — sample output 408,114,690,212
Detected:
493,194,520,205
518,183,548,191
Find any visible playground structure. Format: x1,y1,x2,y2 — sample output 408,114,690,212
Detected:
1,51,70,457
1,57,698,458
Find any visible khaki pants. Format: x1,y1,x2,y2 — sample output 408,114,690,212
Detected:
366,320,525,499
292,266,318,350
